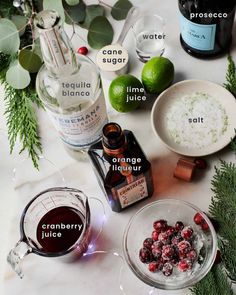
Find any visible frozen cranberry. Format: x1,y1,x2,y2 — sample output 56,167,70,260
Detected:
152,240,163,249
152,230,159,241
177,240,192,254
181,226,194,240
166,226,175,237
152,247,162,259
77,46,88,55
170,258,178,266
143,238,153,250
153,219,168,232
178,259,192,272
162,245,175,260
194,213,204,225
175,221,184,232
158,232,170,245
148,261,158,272
194,158,207,169
201,220,209,232
162,262,173,276
171,235,183,245
186,250,197,262
139,248,153,263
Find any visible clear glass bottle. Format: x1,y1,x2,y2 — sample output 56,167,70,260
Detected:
35,10,108,157
88,123,153,212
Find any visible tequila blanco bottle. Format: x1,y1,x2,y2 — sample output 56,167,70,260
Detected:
35,10,108,156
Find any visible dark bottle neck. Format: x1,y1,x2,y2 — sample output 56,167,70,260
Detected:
102,123,126,156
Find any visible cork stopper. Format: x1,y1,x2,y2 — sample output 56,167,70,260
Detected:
174,158,196,182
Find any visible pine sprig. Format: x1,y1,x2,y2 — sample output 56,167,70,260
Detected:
190,265,233,295
224,55,236,97
0,52,43,169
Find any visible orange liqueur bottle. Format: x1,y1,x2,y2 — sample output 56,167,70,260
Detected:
88,123,153,212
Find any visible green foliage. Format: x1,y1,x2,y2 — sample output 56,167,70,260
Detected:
80,5,105,29
64,0,86,23
111,0,133,20
0,18,20,54
224,55,236,98
43,0,65,22
88,16,114,49
190,265,233,295
18,49,42,73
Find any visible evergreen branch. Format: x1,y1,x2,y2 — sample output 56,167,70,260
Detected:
224,55,236,98
190,265,233,295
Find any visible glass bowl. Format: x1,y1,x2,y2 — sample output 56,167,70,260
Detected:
123,199,217,290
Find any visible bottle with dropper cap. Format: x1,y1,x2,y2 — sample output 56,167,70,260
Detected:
35,10,108,158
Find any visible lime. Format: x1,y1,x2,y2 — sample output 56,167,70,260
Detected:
141,57,174,94
109,74,145,113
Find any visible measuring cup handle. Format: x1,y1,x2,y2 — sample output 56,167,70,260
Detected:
116,6,141,45
7,240,32,279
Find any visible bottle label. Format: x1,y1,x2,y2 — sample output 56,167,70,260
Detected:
116,176,148,209
47,91,108,147
179,14,216,51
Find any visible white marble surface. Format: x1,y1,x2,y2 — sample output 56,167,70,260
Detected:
0,0,236,294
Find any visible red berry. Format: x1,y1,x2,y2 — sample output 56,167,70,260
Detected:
194,213,204,225
170,258,178,266
148,261,158,272
171,235,183,245
139,248,153,263
175,221,184,232
151,241,163,250
186,250,197,262
166,226,175,237
214,250,222,265
194,158,207,169
152,247,162,259
201,220,209,231
162,245,175,260
178,259,192,272
77,46,88,55
153,219,167,232
143,238,153,250
152,230,159,241
181,226,194,240
162,262,173,276
158,232,170,245
177,240,192,254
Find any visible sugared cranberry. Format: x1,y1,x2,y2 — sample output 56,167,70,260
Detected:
171,235,183,245
143,238,153,250
214,250,222,265
77,46,88,55
158,232,170,245
194,213,204,225
175,221,184,232
186,250,197,262
178,259,192,272
152,247,162,259
162,262,173,276
139,248,153,263
181,226,194,240
201,221,209,232
177,240,192,254
148,261,158,272
162,245,175,260
166,226,175,237
170,258,178,266
153,219,168,232
194,158,207,169
152,230,159,241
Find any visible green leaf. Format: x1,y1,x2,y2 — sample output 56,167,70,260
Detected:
0,19,20,55
65,0,80,5
18,49,42,73
111,0,133,20
88,16,113,49
64,0,86,24
6,60,31,89
11,15,28,36
43,0,65,22
81,5,104,29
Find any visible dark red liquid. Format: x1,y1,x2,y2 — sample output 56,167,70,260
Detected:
36,206,84,253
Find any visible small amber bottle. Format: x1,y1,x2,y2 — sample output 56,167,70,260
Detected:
88,123,153,212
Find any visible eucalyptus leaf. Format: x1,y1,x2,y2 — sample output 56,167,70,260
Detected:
0,19,20,54
111,0,133,20
81,5,104,29
19,49,42,73
6,60,31,89
65,0,80,6
64,0,86,24
88,16,113,49
43,0,65,22
11,15,28,36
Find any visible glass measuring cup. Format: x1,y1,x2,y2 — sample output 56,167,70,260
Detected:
7,187,91,279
